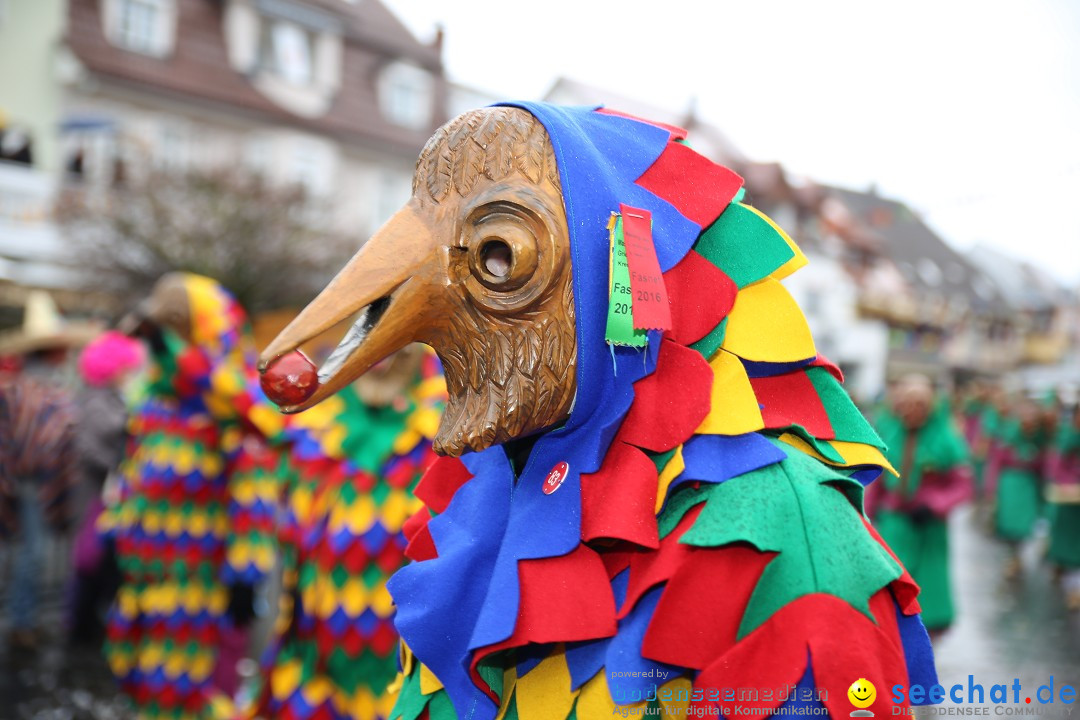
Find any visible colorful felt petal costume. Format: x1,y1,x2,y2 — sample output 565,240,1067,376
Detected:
102,275,285,720
253,352,445,720
384,104,938,720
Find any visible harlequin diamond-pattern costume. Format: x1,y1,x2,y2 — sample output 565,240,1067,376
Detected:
102,275,284,720
253,351,445,720
376,104,939,720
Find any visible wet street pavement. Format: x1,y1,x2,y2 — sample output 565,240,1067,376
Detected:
0,583,133,720
2,504,1078,718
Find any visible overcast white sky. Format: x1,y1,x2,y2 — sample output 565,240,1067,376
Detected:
383,0,1080,284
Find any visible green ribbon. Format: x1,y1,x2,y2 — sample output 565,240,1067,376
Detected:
604,214,647,348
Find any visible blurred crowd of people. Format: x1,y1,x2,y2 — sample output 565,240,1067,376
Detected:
864,374,1080,642
0,274,444,720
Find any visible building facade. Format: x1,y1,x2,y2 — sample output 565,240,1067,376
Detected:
0,0,450,324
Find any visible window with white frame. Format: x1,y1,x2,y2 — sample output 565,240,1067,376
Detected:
289,140,332,197
378,62,434,130
111,0,174,56
258,18,315,86
156,120,190,171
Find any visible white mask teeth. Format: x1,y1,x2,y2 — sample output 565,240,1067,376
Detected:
318,308,371,384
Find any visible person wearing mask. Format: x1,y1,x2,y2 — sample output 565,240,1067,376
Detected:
867,374,973,634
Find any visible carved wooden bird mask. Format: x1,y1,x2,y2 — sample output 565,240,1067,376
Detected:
260,108,577,457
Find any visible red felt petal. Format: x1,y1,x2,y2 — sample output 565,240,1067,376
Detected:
474,545,617,660
404,523,438,562
642,544,771,669
581,441,660,549
618,340,713,452
692,592,910,719
402,508,430,543
596,107,688,140
750,370,835,439
620,504,703,619
810,354,844,383
600,548,634,581
662,250,738,346
636,142,743,228
414,456,473,513
862,518,922,615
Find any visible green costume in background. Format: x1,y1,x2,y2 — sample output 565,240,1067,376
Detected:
1046,419,1080,570
870,403,973,631
991,419,1045,542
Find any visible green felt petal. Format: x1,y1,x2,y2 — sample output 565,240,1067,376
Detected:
648,448,678,476
688,318,727,360
391,666,428,720
680,450,901,639
657,484,712,540
806,368,885,449
505,692,520,720
693,204,795,288
477,659,504,699
427,691,457,719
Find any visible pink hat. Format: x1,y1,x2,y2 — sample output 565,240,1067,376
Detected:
78,330,145,387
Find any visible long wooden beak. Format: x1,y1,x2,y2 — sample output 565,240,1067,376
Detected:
258,205,435,412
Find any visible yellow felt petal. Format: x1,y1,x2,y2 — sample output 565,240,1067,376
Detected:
515,652,577,720
400,642,415,676
777,432,831,463
575,671,646,717
696,350,764,436
779,434,898,478
346,495,377,535
656,677,693,715
341,578,368,617
249,402,285,438
419,663,444,695
370,581,394,617
829,440,899,477
654,445,686,513
724,278,816,363
347,687,377,720
379,490,411,533
494,667,518,720
190,651,215,682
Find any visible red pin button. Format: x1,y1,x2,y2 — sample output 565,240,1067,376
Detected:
543,461,569,495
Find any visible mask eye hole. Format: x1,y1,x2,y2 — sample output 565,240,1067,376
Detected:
480,239,513,278
460,198,558,313
464,204,539,293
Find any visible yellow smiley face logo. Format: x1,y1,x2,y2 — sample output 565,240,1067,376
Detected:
848,678,876,709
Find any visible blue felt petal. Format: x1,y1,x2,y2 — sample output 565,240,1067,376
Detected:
604,585,685,704
741,358,817,378
775,661,827,716
611,568,630,612
851,467,885,487
387,449,513,720
566,638,611,692
895,602,940,702
661,433,787,509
